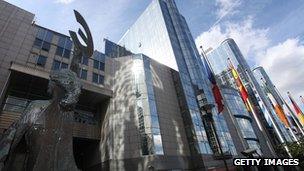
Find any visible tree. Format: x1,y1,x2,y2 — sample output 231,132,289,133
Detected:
276,138,304,169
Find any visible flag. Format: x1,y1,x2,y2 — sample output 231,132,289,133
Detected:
288,93,304,126
228,59,251,111
202,55,224,113
285,111,298,133
267,93,290,127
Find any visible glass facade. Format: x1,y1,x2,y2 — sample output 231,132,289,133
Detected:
52,60,68,70
132,54,164,155
247,140,262,156
206,38,293,144
92,51,105,71
119,0,236,155
119,0,178,71
252,67,283,106
253,67,293,142
104,39,132,58
55,36,72,59
33,27,53,52
221,87,261,155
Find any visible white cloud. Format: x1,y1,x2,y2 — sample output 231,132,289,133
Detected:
55,0,75,4
196,16,304,108
214,0,241,25
195,17,269,61
258,38,304,102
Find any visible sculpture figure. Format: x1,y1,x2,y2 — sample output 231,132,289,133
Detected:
0,10,94,171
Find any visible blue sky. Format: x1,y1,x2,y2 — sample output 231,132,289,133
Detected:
6,0,304,108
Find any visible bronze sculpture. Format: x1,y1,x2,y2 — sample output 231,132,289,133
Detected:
0,10,94,171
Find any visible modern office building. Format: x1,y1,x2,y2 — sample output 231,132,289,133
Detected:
206,38,293,151
118,0,255,169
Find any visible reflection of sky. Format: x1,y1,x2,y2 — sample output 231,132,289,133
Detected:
206,42,239,75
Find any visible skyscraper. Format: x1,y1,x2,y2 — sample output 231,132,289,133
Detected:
119,0,238,169
206,38,293,153
253,67,283,106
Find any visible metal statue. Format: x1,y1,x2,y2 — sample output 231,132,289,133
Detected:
69,10,94,75
0,10,94,171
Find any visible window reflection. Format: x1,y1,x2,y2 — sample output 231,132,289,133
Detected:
33,27,53,52
132,55,164,155
51,60,68,70
37,55,47,67
56,36,72,59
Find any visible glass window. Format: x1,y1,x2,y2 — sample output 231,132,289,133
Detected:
63,49,71,59
93,60,99,69
80,69,87,80
56,47,64,56
37,55,47,67
58,37,66,47
41,42,51,51
92,73,99,84
153,134,164,155
65,39,72,50
93,60,105,71
36,28,46,40
33,38,43,48
151,115,160,128
52,60,61,70
81,56,88,65
92,73,104,85
61,62,68,69
99,75,104,84
45,31,53,42
99,62,105,71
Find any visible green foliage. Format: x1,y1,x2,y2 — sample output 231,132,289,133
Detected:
276,137,304,168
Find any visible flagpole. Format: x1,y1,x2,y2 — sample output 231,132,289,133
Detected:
227,58,287,158
275,88,304,136
200,47,229,171
259,78,299,142
245,71,293,158
288,92,304,127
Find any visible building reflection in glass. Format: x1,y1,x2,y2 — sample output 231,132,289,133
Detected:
132,54,164,155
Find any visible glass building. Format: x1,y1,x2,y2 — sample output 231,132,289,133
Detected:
119,0,237,159
206,38,293,148
104,39,133,58
221,86,262,155
252,67,284,107
253,66,302,140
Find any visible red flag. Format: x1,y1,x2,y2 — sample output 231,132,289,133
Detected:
202,55,224,113
288,93,304,126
